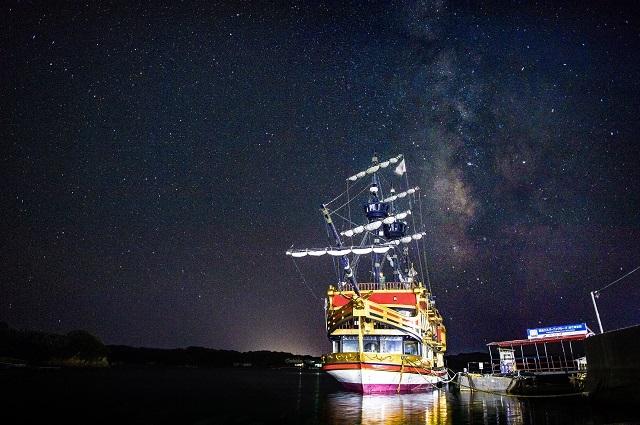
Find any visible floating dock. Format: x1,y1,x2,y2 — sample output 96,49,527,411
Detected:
454,331,588,395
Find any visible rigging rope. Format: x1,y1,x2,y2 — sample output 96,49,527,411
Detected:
595,264,640,293
291,256,320,300
397,357,406,393
351,232,370,272
400,364,588,399
328,183,370,215
331,211,360,228
347,179,352,236
323,217,341,285
324,173,369,206
416,187,432,292
404,166,426,286
395,357,453,392
324,191,345,206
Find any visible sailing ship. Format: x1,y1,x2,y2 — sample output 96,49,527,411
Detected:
286,153,447,394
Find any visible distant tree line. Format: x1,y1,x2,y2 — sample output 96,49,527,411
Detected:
0,322,108,366
108,345,319,368
1,322,482,370
0,323,319,368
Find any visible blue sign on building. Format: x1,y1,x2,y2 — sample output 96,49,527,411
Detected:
527,323,588,339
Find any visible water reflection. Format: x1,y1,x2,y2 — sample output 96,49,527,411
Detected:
325,390,451,425
452,390,525,425
321,387,612,425
323,388,541,425
2,368,636,425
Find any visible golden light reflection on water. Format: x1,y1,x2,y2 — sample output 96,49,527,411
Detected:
324,389,528,425
325,390,451,425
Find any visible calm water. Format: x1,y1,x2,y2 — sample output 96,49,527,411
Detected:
2,367,638,424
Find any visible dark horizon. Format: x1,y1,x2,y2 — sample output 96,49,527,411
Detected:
4,1,640,356
0,320,490,361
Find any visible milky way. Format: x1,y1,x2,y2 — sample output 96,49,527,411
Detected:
3,2,640,354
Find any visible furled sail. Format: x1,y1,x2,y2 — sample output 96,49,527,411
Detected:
286,245,392,258
285,232,426,258
387,231,426,244
346,155,403,182
340,210,412,237
381,187,420,203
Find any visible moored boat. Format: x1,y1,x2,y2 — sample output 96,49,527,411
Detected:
455,323,592,395
286,154,447,394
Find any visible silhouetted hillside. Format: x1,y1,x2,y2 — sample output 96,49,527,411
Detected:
0,322,108,366
0,323,319,368
108,345,319,368
2,323,491,371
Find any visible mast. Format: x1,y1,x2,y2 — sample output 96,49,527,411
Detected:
288,153,420,293
386,186,406,283
320,205,361,297
368,153,383,285
363,152,411,286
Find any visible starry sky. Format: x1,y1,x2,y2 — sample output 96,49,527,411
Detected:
4,1,640,355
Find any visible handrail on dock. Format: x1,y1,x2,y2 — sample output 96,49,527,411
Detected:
486,333,587,376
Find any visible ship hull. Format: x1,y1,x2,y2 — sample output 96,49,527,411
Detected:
323,362,444,394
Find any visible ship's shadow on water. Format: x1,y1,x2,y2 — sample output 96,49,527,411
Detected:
3,367,639,425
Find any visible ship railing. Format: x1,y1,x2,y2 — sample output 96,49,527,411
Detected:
327,304,354,330
327,300,423,341
489,354,582,375
487,337,586,376
345,282,416,291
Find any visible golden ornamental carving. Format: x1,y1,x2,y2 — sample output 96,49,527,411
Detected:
323,352,360,363
364,353,393,362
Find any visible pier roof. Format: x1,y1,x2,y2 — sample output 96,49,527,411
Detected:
487,334,588,347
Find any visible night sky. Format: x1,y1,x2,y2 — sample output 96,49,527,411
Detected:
4,1,640,355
